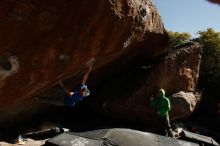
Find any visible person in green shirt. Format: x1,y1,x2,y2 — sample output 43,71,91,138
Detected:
150,89,174,138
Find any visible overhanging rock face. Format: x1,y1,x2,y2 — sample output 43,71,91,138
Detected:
0,0,168,127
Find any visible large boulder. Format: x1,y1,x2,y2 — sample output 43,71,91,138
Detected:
91,43,202,126
0,0,167,127
170,91,202,120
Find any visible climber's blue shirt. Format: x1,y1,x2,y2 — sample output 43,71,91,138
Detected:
64,91,83,107
64,84,88,107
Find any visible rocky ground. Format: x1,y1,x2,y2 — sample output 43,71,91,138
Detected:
0,139,46,146
0,104,219,146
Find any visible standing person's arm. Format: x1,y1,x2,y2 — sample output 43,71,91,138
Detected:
166,98,171,111
161,98,171,114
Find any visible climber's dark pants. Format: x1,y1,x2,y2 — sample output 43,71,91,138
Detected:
159,116,174,138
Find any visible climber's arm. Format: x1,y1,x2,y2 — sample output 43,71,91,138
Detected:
59,82,73,97
81,59,95,84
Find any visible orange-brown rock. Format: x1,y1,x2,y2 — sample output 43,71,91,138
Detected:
0,0,168,127
91,43,202,125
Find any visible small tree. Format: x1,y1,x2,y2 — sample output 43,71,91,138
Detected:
194,28,220,89
168,31,192,49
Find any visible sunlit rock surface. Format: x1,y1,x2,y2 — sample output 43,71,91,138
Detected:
0,0,168,127
170,91,202,120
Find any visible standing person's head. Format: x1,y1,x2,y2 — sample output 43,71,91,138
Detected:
159,89,165,97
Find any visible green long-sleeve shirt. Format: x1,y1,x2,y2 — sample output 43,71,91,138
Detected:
150,89,171,117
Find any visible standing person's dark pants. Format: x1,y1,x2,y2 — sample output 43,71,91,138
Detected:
159,116,174,138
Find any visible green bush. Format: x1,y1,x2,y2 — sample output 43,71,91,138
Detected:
194,28,220,90
167,31,192,49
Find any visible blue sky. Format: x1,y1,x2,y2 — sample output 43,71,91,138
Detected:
153,0,220,37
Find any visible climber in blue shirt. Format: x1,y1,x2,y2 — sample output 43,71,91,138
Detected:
35,58,95,107
59,62,93,107
61,84,90,107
